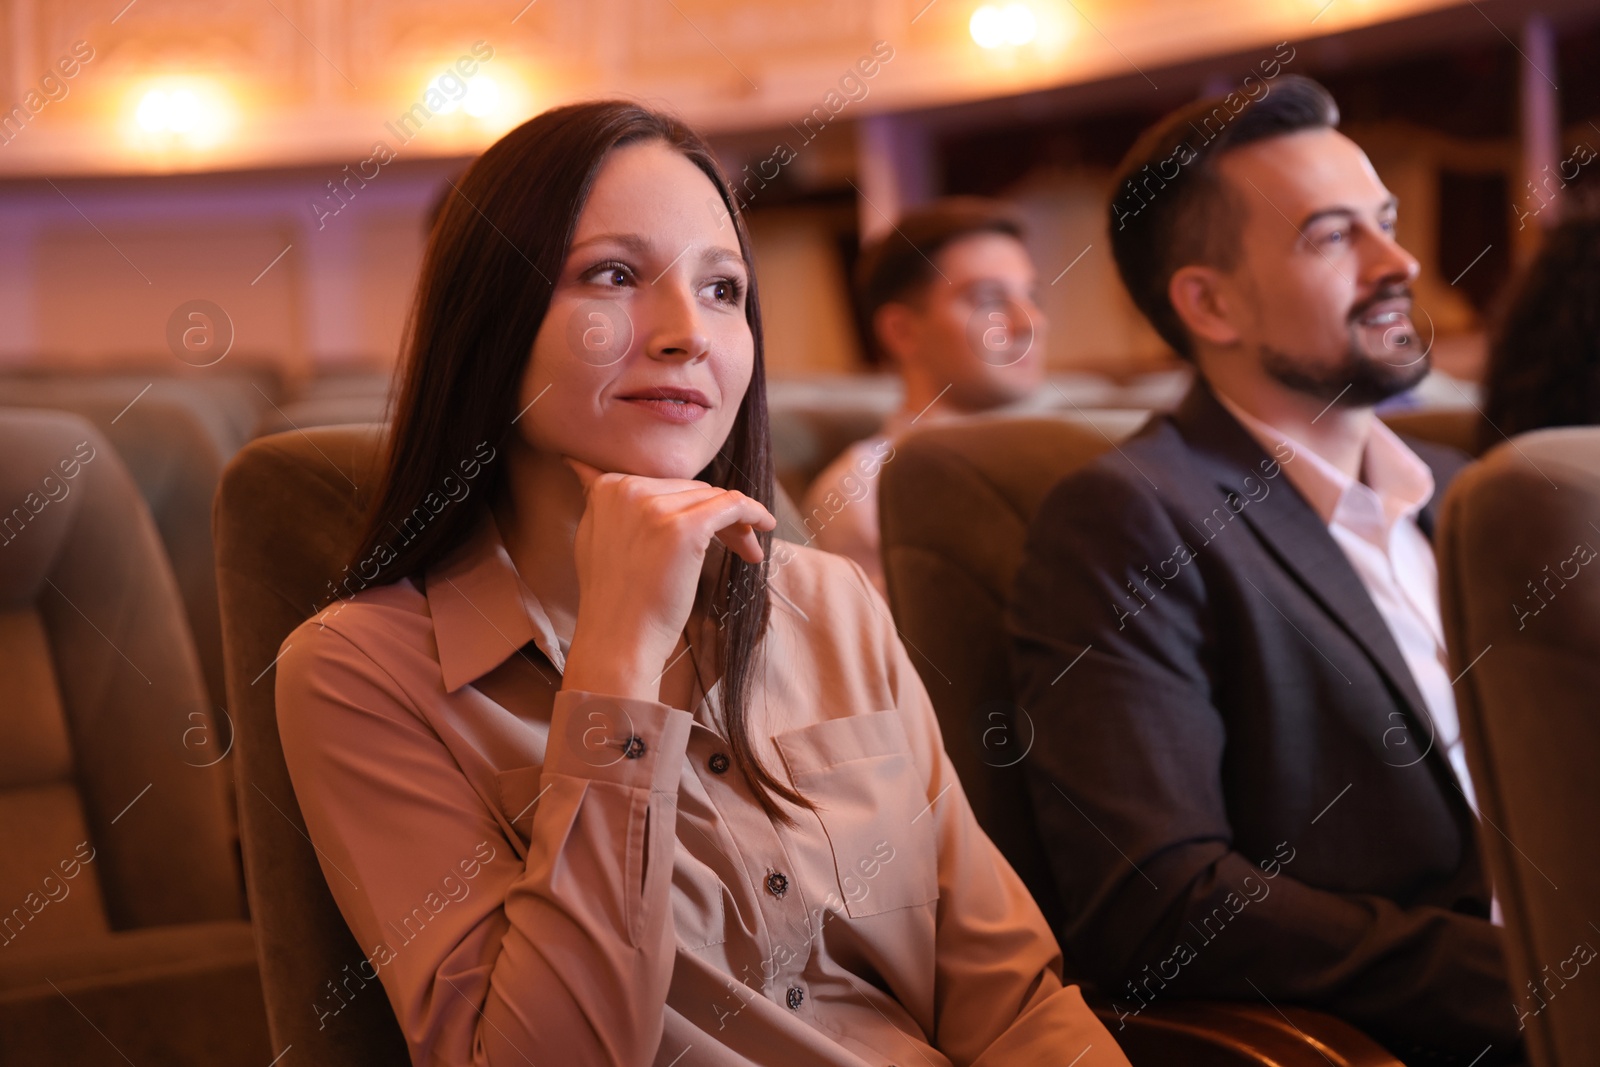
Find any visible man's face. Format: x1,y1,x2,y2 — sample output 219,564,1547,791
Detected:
1210,127,1426,406
891,232,1046,411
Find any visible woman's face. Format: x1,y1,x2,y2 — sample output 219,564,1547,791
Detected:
517,139,754,480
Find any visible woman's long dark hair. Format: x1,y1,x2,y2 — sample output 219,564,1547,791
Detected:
347,100,806,817
1480,205,1600,451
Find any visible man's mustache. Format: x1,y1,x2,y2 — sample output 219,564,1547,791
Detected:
1348,285,1413,324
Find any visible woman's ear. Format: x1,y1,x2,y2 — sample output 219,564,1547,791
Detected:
1168,264,1241,349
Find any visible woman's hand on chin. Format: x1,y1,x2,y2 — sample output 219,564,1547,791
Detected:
559,456,775,702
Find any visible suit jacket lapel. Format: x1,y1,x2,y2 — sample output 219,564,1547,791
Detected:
1169,380,1437,732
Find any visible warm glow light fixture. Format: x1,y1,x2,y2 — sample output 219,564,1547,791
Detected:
462,76,500,119
128,78,232,149
429,73,504,119
970,3,1039,48
405,57,530,146
136,89,193,132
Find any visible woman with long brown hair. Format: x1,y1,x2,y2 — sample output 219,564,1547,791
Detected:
276,100,1127,1066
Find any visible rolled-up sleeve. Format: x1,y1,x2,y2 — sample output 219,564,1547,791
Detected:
276,622,691,1067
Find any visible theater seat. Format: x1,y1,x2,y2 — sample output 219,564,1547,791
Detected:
1437,426,1600,1067
0,375,261,711
0,408,267,1064
214,423,408,1066
252,393,393,437
1381,406,1485,457
213,422,809,1065
878,410,1403,1067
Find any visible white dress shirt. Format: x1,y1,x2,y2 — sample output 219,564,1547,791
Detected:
1216,395,1477,813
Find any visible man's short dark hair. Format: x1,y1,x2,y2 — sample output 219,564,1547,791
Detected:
1108,74,1340,360
855,196,1025,362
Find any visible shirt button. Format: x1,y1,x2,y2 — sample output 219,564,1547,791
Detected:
765,870,789,898
621,735,646,759
786,985,804,1010
708,752,730,775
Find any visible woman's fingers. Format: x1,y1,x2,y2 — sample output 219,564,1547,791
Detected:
562,456,605,493
686,491,776,533
648,488,775,564
562,465,780,693
563,458,775,563
682,494,776,565
716,522,765,565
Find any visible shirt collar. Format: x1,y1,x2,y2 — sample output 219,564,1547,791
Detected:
424,513,568,693
1214,391,1435,533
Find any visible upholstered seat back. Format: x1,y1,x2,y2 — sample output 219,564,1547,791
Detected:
0,408,241,946
0,376,261,711
1381,407,1485,458
877,409,1146,925
213,423,409,1066
1437,426,1600,1067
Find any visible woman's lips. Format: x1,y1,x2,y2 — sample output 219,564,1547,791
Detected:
614,391,710,425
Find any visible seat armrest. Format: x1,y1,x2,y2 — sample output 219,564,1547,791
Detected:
0,921,271,1064
1092,997,1402,1066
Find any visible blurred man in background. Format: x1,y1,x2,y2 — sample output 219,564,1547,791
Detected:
803,197,1047,595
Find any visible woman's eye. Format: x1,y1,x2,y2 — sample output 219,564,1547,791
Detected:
583,263,632,287
705,278,743,305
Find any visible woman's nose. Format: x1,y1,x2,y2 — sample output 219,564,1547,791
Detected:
644,285,711,362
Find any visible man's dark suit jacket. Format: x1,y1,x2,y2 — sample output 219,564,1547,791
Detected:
1008,378,1518,1063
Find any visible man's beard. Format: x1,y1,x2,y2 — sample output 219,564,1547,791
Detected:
1259,297,1430,407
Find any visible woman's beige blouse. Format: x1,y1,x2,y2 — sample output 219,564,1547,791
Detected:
276,515,1128,1067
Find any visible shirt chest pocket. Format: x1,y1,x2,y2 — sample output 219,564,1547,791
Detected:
775,711,939,919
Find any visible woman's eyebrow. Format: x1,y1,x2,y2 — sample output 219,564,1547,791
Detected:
568,232,652,255
568,234,744,271
700,247,746,268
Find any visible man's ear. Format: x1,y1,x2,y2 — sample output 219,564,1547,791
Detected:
1168,264,1240,348
873,302,920,366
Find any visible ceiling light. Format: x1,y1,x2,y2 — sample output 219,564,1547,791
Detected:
971,3,1039,49
463,76,500,119
130,80,230,147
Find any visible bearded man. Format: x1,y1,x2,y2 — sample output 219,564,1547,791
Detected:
1007,76,1519,1066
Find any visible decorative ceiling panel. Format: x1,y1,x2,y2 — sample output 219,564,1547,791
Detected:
0,0,1577,177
